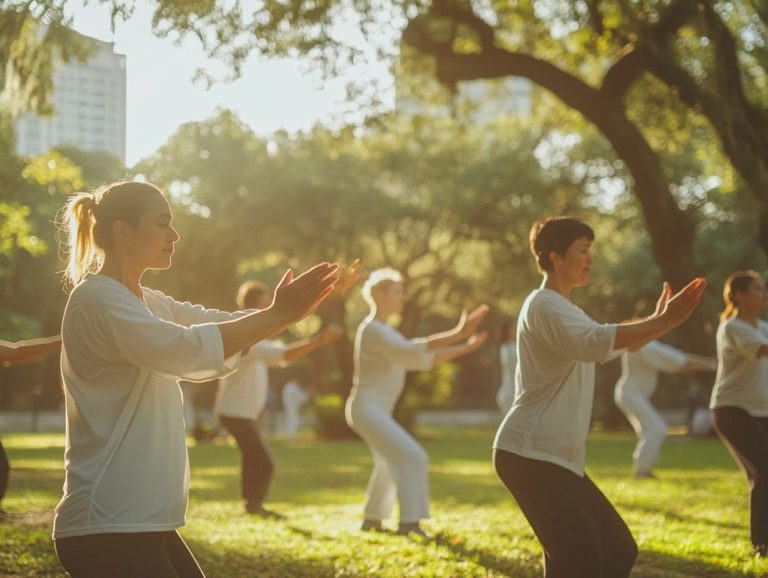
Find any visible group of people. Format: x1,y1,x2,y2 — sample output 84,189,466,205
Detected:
0,180,766,577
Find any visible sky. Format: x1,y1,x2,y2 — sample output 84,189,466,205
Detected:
68,1,394,166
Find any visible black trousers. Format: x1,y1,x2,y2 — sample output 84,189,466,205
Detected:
55,531,205,578
219,415,274,509
712,406,768,547
494,449,637,578
0,437,9,505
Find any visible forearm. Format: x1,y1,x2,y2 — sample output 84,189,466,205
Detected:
282,335,329,365
217,309,292,359
425,327,466,351
432,341,475,365
684,354,717,371
0,336,62,367
614,317,672,352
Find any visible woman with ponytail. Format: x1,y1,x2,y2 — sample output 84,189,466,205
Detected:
53,181,338,578
710,270,768,557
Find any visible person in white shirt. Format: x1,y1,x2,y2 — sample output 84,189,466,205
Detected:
710,270,768,557
214,280,343,518
0,336,61,514
614,340,716,479
282,378,311,438
346,268,489,538
496,316,518,414
493,216,706,578
52,181,338,578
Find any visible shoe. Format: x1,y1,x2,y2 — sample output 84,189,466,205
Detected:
245,504,284,519
754,545,768,558
397,523,430,539
361,520,383,532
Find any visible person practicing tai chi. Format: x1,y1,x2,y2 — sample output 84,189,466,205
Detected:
614,338,716,479
214,280,344,518
0,335,61,515
493,216,707,578
346,268,489,538
282,377,311,438
52,181,337,578
496,316,518,414
710,270,768,557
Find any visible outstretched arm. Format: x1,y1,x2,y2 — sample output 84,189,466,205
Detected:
282,325,345,365
218,263,338,359
425,305,490,351
614,278,707,352
0,336,62,367
683,354,718,372
432,332,489,365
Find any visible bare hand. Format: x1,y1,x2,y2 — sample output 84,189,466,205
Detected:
334,258,363,297
458,305,490,338
466,331,489,352
653,282,673,317
657,277,707,329
271,263,339,325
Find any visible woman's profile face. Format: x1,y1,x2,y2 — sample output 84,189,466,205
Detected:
125,194,180,271
552,237,593,288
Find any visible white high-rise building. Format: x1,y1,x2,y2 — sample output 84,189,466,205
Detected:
14,35,126,162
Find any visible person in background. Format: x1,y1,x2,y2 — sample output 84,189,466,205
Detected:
710,270,768,557
614,339,716,479
0,335,61,514
282,377,311,438
214,280,344,518
347,267,489,538
496,316,518,414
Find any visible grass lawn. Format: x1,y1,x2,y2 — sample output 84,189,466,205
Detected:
0,427,765,577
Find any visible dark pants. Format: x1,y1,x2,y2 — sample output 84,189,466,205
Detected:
0,437,9,505
55,531,204,578
712,406,768,547
219,415,273,510
494,449,637,578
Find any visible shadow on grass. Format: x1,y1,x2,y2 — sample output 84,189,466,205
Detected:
635,548,760,578
624,502,746,532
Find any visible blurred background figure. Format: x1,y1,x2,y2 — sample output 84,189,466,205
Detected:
496,316,518,415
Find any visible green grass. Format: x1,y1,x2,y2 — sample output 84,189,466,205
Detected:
1,428,765,577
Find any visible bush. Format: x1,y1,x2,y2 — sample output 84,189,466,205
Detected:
312,394,357,440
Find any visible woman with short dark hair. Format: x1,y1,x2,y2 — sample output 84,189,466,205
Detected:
493,215,706,578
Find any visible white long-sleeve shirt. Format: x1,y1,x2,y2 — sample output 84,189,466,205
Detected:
493,289,617,476
214,340,286,420
348,318,436,412
710,318,768,416
54,275,246,539
615,341,687,399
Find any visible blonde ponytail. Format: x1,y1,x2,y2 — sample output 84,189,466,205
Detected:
60,193,101,290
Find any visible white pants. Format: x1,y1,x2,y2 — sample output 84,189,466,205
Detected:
345,398,429,523
282,384,309,438
615,389,667,474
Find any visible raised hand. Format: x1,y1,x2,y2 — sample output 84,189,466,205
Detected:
458,304,491,338
271,263,339,325
334,258,363,297
658,277,707,329
466,331,489,352
653,282,673,317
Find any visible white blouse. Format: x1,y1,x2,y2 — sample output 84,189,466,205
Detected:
214,340,286,420
494,289,617,476
710,317,768,416
615,340,687,399
54,275,246,539
349,318,435,412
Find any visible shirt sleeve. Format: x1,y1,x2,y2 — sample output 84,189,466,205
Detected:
724,321,767,360
533,294,617,363
89,284,239,382
144,288,252,326
250,340,286,368
641,341,688,373
367,323,435,371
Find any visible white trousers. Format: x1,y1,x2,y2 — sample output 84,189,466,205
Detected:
345,398,429,523
615,389,668,474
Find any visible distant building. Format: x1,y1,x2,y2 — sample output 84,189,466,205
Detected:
14,35,126,162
